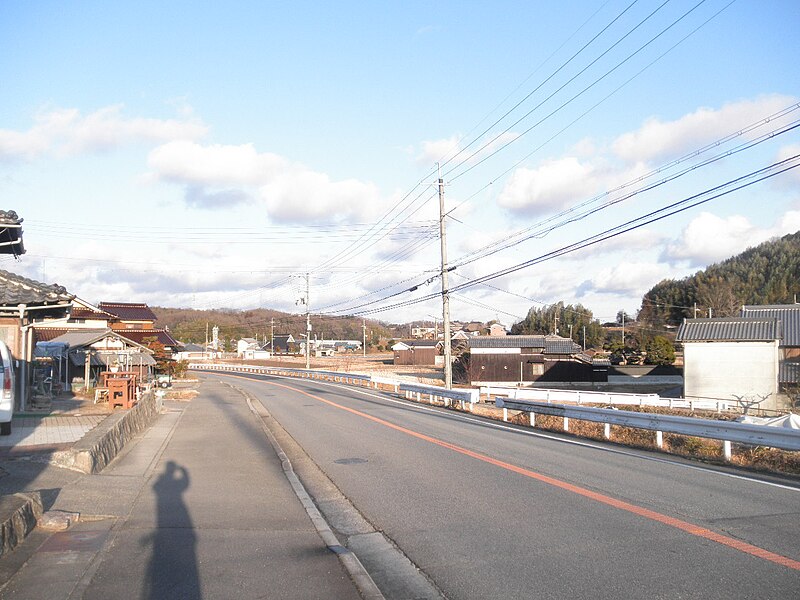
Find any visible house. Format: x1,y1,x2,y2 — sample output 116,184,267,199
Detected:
740,304,800,388
676,317,781,411
36,298,179,352
468,335,603,385
267,334,296,354
0,270,73,408
393,340,438,366
237,338,259,357
489,323,507,337
173,343,213,362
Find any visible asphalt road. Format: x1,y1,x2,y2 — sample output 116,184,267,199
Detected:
225,372,800,600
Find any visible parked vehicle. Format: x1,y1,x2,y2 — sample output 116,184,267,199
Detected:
0,340,15,435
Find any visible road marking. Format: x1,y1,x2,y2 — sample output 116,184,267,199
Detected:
239,372,800,493
254,377,800,572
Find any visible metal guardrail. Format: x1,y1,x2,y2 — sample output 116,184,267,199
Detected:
495,397,800,455
481,386,734,412
189,363,372,386
189,363,476,406
399,383,479,409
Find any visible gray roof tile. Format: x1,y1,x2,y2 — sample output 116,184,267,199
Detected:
676,317,780,342
741,305,800,346
0,269,73,306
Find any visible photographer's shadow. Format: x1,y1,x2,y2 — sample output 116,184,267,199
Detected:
143,460,201,599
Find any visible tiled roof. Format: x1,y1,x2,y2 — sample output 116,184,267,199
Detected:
35,327,69,342
741,304,800,346
469,335,548,349
0,210,25,256
98,302,158,322
0,269,73,306
469,335,582,355
118,328,179,347
676,317,781,342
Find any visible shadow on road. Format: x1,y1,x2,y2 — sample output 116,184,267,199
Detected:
144,460,201,600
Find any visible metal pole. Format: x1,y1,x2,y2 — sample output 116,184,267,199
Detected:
362,319,366,357
438,165,453,389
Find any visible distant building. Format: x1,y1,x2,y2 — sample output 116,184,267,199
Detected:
392,340,438,366
468,335,603,385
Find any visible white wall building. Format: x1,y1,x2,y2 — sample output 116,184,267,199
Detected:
677,317,781,411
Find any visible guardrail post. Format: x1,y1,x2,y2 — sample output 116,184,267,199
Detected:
503,407,508,422
563,417,569,432
656,431,664,449
529,412,535,427
723,440,732,461
604,423,611,439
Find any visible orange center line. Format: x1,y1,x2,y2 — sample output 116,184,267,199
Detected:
241,375,800,572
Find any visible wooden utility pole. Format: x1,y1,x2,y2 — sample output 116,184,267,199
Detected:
305,273,311,370
438,165,453,389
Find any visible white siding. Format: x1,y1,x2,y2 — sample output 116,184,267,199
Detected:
683,340,779,409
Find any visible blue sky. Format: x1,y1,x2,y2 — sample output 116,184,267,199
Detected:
2,1,799,331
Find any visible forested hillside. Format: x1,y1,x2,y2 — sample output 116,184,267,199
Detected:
152,306,394,348
639,231,800,327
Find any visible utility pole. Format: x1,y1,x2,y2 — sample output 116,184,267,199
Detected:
305,273,311,370
438,165,453,389
621,312,625,346
582,325,586,351
362,318,366,357
270,317,274,353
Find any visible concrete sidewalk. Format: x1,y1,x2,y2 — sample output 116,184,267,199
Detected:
0,380,369,599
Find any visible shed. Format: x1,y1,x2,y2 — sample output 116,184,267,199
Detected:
676,317,781,411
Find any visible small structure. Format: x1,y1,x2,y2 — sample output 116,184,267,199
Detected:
0,270,73,408
676,317,781,411
393,340,438,366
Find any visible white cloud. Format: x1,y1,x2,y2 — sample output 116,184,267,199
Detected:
496,156,601,215
612,94,796,164
416,131,519,166
0,105,207,161
416,135,461,165
663,211,800,267
578,261,672,297
147,140,392,223
148,141,288,186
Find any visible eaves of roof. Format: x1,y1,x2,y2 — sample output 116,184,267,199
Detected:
0,269,73,307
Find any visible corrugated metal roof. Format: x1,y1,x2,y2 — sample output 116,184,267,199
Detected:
676,317,780,342
780,360,800,384
742,304,800,346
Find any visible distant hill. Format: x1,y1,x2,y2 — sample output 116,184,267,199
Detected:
638,231,800,327
151,306,394,348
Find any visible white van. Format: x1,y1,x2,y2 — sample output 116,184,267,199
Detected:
0,340,14,435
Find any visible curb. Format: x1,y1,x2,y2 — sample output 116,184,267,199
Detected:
0,492,42,560
0,391,163,560
237,386,385,600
